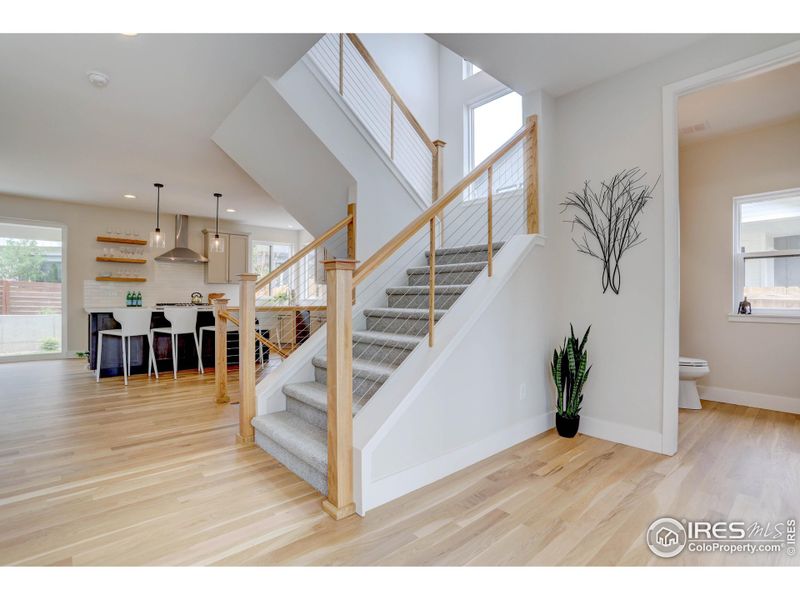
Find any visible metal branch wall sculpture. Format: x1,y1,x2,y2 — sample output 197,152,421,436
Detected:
561,168,658,294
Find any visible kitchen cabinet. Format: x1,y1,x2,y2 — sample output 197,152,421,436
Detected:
204,232,250,284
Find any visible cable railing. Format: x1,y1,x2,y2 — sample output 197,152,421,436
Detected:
320,116,539,518
308,33,445,204
213,204,356,441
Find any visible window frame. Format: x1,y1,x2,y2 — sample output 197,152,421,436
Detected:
732,187,800,318
465,87,521,175
462,60,481,79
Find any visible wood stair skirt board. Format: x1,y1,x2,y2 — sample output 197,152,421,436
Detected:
251,242,499,501
698,385,800,415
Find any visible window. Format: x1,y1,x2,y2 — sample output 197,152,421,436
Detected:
251,241,293,298
467,90,523,171
734,189,800,316
0,220,64,358
462,60,482,79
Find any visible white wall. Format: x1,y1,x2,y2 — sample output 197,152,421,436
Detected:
355,236,554,512
212,78,355,240
548,34,800,447
438,45,511,191
680,117,800,403
0,192,304,355
274,60,428,259
359,34,441,139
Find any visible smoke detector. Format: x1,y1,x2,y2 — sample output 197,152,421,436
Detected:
87,71,110,88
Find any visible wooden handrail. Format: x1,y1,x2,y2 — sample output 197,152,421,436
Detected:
221,310,289,359
254,212,354,293
353,120,536,287
346,34,436,153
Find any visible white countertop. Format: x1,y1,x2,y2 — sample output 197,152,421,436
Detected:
84,305,216,314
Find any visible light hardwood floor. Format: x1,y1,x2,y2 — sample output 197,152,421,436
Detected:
0,359,797,566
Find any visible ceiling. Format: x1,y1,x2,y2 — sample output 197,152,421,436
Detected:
0,33,321,228
430,33,709,96
678,61,800,145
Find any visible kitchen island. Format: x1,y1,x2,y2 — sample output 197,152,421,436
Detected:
85,306,270,378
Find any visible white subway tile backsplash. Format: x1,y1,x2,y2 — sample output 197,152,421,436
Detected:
84,262,240,309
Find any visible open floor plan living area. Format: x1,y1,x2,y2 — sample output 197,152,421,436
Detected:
1,1,799,592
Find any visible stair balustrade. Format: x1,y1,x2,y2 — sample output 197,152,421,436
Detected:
215,205,357,444
317,116,539,519
308,33,445,206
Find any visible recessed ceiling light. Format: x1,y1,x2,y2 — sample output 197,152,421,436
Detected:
121,33,139,36
123,194,136,199
225,208,236,213
287,224,294,228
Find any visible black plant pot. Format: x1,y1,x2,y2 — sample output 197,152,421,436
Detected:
556,414,580,438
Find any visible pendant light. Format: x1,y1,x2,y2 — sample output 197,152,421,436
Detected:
211,193,225,253
149,183,166,248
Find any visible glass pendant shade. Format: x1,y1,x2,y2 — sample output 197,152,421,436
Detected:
211,192,224,252
149,228,166,248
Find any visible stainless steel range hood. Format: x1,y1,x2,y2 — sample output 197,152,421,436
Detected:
155,215,208,264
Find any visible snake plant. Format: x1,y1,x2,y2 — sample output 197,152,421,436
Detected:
551,324,592,418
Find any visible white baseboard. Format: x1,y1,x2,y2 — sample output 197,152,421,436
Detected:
698,385,800,415
579,415,663,454
363,411,554,513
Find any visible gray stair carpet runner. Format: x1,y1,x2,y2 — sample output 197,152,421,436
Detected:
252,242,503,495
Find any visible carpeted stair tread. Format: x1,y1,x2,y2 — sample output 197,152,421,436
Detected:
351,330,424,349
386,284,468,295
363,307,447,320
425,242,504,256
312,354,395,382
283,381,329,413
252,412,327,474
407,261,487,275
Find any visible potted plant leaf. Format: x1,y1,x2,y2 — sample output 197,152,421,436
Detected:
551,324,591,438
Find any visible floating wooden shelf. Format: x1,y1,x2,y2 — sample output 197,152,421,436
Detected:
96,257,147,264
95,276,147,282
96,236,147,246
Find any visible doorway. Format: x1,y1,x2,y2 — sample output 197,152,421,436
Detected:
0,219,65,359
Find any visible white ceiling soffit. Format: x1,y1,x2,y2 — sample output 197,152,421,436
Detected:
0,33,322,228
678,60,800,145
429,33,709,97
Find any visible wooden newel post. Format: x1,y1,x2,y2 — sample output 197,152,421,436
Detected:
212,298,230,404
322,258,357,520
524,115,539,234
237,273,258,444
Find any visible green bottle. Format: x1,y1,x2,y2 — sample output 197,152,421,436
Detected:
126,291,132,307
136,291,142,307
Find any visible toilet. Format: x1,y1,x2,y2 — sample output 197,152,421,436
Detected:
679,356,709,409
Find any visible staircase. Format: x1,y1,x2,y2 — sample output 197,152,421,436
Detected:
252,242,503,495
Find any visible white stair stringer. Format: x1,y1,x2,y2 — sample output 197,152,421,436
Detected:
352,234,550,514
